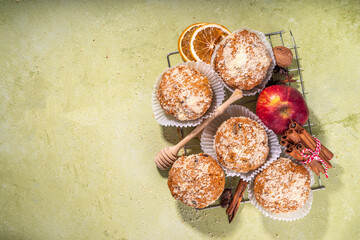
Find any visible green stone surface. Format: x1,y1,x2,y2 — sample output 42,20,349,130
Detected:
0,0,359,239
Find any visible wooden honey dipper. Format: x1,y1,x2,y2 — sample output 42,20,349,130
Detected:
155,89,243,170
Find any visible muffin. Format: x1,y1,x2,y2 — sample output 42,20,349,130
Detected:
157,65,213,121
167,153,225,209
212,29,272,90
253,158,311,213
215,117,269,173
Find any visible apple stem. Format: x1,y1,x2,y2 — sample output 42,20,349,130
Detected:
282,108,294,123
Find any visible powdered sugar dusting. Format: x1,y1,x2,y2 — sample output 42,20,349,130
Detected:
167,154,225,209
215,117,269,173
157,65,213,121
254,158,311,213
214,29,271,90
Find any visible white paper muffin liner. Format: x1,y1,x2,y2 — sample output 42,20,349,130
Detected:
200,105,281,182
210,28,276,96
151,61,225,127
248,150,315,221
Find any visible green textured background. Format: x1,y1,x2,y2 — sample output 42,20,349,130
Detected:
0,0,359,239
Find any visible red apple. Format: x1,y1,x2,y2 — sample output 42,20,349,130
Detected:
256,85,309,135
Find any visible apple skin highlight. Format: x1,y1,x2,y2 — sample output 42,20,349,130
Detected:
256,85,309,135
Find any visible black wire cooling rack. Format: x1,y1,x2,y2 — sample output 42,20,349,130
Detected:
165,30,325,209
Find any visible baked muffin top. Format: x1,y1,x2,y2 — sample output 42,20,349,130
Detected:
157,65,213,121
213,29,271,90
167,153,225,209
254,157,311,213
215,117,269,173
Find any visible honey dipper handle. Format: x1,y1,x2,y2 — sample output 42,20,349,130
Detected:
171,89,243,154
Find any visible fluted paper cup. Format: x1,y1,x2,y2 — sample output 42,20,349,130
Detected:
200,105,281,182
211,28,276,96
151,61,225,127
248,151,315,221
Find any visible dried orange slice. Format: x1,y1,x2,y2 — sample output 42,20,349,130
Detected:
190,23,231,64
178,23,207,62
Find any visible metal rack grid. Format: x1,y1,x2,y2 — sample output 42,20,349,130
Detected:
165,30,325,209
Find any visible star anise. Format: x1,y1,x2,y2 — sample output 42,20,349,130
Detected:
273,65,288,75
284,73,296,83
267,65,296,86
220,188,233,208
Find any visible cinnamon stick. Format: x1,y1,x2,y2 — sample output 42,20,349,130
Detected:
289,144,304,160
298,129,332,169
307,162,320,176
296,143,325,175
289,122,303,132
283,122,333,177
226,179,247,223
287,145,319,176
320,145,334,161
280,139,289,147
298,128,324,160
281,134,292,143
301,128,334,160
285,146,294,154
285,146,305,160
311,158,326,174
287,129,302,143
